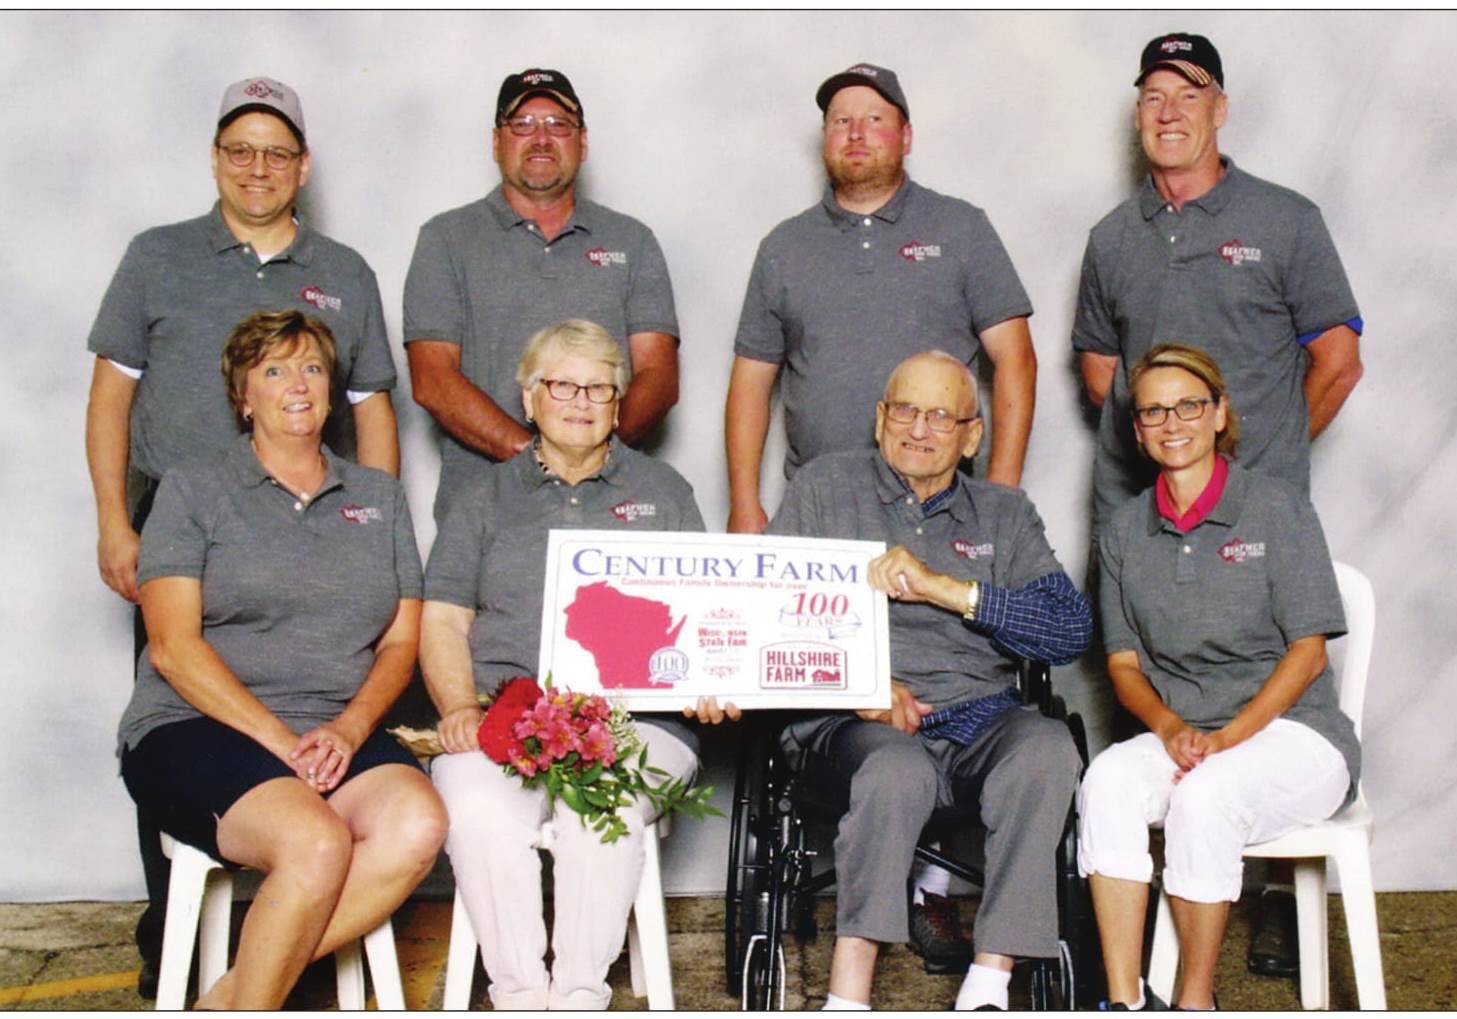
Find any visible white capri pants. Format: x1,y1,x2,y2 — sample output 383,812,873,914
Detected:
1077,719,1349,903
432,724,698,1010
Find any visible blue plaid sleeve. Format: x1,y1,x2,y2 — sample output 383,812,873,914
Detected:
972,570,1092,665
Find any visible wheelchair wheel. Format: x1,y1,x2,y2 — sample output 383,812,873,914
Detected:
724,732,773,996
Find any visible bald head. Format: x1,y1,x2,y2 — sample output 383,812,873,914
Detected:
883,350,979,418
876,350,984,501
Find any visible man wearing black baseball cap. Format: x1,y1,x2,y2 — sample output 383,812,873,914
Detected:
1072,32,1364,1011
404,68,681,522
84,75,402,996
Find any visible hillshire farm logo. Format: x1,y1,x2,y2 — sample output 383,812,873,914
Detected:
760,642,847,690
1159,38,1194,54
899,241,943,262
585,247,627,268
951,538,994,560
300,285,342,312
1218,240,1263,267
339,504,383,525
611,499,657,523
1218,537,1266,563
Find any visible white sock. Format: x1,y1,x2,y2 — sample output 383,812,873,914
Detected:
954,963,1011,1011
823,992,871,1010
1120,978,1146,1010
911,853,951,905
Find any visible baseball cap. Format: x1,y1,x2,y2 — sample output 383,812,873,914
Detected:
217,77,306,143
1135,33,1224,89
815,63,910,121
496,69,583,123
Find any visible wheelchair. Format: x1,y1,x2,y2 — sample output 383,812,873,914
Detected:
723,662,1101,1010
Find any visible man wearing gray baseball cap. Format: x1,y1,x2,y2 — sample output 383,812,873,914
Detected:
83,75,401,995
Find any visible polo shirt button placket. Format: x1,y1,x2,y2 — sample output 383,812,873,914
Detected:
857,217,875,273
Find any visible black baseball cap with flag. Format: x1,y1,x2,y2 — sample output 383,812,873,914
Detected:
1135,33,1224,89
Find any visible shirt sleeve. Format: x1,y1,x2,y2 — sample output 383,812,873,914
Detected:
732,238,787,363
1266,489,1347,644
392,483,423,599
1284,205,1361,339
1096,514,1141,656
625,227,679,340
342,265,397,393
402,217,465,346
86,235,151,369
137,471,208,584
959,206,1034,335
1071,236,1120,356
423,482,488,608
972,571,1092,665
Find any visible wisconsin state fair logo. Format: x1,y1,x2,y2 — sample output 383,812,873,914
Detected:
899,240,942,262
611,500,657,523
300,285,343,312
585,247,627,268
951,538,994,560
1160,38,1194,54
1218,240,1263,267
1218,537,1266,563
339,504,383,525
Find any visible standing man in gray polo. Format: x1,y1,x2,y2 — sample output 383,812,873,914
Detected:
404,68,680,521
726,62,1037,537
84,76,401,996
1072,32,1364,980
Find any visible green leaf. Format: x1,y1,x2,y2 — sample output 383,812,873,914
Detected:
559,782,587,815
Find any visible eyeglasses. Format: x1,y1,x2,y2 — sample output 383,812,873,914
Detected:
540,379,617,404
882,402,976,433
216,141,303,171
1133,397,1214,427
501,114,579,137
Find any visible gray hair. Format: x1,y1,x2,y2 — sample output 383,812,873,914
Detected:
516,318,631,394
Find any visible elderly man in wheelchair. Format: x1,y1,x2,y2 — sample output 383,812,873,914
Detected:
753,350,1092,1010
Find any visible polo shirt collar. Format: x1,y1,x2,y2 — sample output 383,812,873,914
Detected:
1138,156,1240,220
511,435,627,491
204,202,314,265
820,175,913,230
1144,457,1248,536
872,452,976,523
226,433,345,497
485,184,594,236
1155,454,1229,532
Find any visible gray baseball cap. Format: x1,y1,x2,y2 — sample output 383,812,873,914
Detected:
815,63,909,121
217,76,306,143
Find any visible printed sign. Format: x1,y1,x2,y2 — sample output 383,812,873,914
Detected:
539,530,891,710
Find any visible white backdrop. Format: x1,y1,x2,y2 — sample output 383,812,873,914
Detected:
4,10,1454,900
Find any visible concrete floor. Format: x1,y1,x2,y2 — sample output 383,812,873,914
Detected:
1,890,1454,1010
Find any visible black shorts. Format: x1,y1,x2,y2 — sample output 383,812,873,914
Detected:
121,716,421,862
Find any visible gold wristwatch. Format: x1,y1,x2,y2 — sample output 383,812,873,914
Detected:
962,579,981,622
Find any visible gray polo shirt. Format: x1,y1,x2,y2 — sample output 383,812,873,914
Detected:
1098,462,1358,799
1073,159,1361,525
423,438,703,747
768,450,1063,707
402,187,679,517
117,436,423,752
734,177,1032,475
87,205,397,482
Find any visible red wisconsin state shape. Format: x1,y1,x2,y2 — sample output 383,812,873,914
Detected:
564,580,686,689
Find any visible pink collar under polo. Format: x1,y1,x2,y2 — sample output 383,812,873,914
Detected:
1156,455,1230,532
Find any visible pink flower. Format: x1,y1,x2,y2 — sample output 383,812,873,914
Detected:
508,749,539,777
541,719,580,761
578,721,616,765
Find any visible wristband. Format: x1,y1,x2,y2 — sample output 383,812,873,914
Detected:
962,579,981,622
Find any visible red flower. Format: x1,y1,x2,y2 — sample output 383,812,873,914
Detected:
478,677,544,764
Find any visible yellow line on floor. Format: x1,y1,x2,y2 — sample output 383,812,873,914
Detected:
0,969,138,1005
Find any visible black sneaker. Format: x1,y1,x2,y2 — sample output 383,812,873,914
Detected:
136,956,159,1001
908,892,973,975
1247,889,1299,978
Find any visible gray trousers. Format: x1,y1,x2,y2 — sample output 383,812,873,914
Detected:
791,706,1080,958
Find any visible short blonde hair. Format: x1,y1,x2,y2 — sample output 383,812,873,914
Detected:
220,309,337,430
516,318,631,394
1129,343,1240,458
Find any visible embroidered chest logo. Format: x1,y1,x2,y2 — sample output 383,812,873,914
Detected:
339,504,383,525
585,246,627,268
611,500,657,523
1218,537,1266,563
300,285,342,312
899,241,943,262
1217,240,1263,267
951,538,994,559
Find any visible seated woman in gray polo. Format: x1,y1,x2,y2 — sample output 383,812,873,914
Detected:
1077,343,1357,1012
421,318,712,1011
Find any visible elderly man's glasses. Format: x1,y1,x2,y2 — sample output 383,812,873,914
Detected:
541,379,617,404
882,402,976,433
501,114,579,137
1134,397,1214,427
216,142,303,171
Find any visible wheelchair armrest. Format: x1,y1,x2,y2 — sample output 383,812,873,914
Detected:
1017,658,1053,713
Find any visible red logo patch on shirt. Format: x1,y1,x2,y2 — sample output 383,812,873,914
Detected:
611,500,657,522
1218,537,1266,563
899,241,942,262
340,504,383,524
951,538,994,559
300,285,342,312
585,246,627,268
1217,240,1263,267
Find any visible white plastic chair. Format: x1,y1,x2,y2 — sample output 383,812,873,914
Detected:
1148,561,1385,1009
442,816,675,1010
154,834,405,1010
